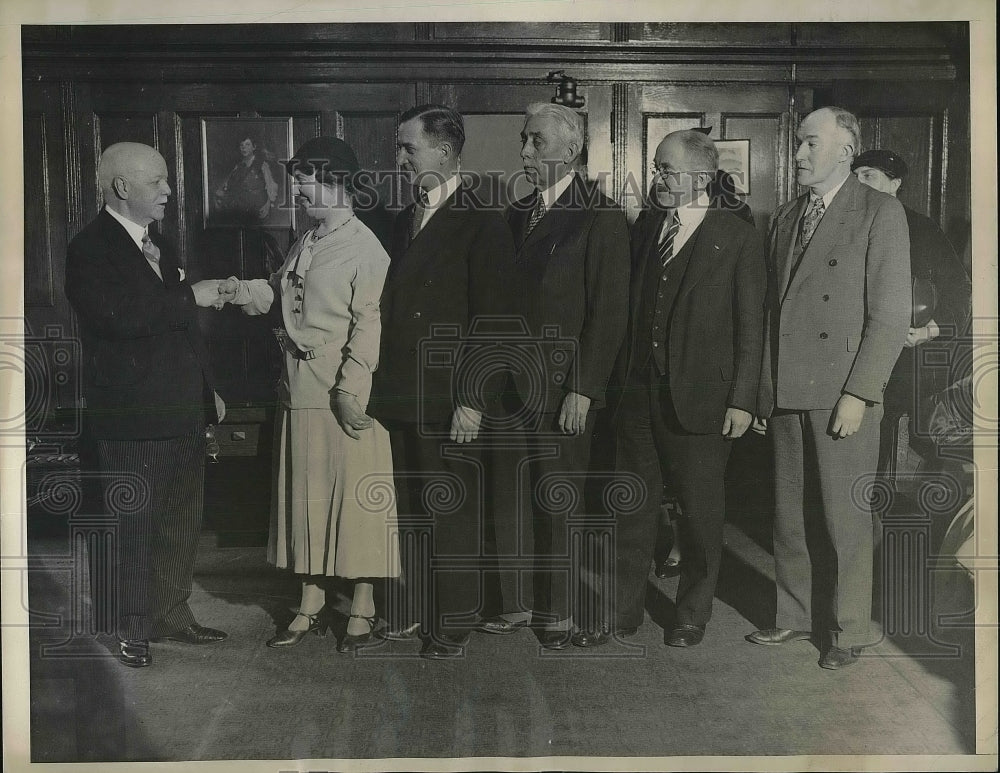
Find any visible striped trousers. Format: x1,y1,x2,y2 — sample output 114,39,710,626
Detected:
94,431,205,641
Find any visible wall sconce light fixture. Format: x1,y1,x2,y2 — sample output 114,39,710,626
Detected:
547,70,585,108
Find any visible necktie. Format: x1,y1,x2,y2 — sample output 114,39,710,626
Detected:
141,232,162,280
141,232,160,263
409,188,429,242
800,194,826,246
526,194,546,236
657,210,680,267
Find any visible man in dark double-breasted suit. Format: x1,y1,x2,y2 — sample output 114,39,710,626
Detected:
573,130,766,649
65,142,231,668
476,102,629,650
369,105,515,659
749,108,911,670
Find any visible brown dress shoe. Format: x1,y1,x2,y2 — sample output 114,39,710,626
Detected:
420,632,469,660
745,628,812,645
155,623,228,645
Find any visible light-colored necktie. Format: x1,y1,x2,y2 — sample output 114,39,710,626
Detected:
526,194,546,236
409,188,429,241
142,232,162,280
800,194,826,246
657,210,681,267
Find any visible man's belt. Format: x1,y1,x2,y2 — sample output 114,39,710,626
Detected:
289,346,316,361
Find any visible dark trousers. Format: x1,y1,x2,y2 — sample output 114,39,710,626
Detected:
489,389,595,627
93,431,205,642
770,405,881,648
614,365,732,629
384,421,483,638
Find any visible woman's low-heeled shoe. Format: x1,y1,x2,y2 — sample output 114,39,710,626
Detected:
266,609,329,648
337,614,381,653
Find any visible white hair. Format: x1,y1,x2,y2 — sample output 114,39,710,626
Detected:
525,102,585,160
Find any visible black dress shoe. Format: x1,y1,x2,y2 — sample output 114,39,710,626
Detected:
745,628,812,646
654,557,681,579
819,646,860,670
666,623,706,647
420,633,469,660
476,616,529,635
537,628,574,650
118,639,152,668
155,623,228,645
375,621,421,641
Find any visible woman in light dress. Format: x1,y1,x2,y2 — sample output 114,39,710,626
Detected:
226,137,398,652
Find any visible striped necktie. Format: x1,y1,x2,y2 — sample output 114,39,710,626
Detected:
657,211,680,267
526,194,546,236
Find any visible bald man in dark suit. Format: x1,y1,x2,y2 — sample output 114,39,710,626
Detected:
66,142,231,668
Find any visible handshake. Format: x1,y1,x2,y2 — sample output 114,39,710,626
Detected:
192,277,242,310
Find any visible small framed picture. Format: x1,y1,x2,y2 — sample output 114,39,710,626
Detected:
201,117,294,228
715,139,751,195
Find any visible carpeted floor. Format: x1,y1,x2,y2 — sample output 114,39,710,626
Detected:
24,518,977,764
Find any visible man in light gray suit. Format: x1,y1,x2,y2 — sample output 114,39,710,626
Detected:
750,107,911,669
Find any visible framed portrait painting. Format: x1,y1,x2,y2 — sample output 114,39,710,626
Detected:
201,117,294,228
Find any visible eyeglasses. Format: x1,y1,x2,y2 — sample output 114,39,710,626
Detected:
650,164,714,179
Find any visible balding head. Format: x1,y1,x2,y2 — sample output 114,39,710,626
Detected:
98,142,171,225
795,106,860,195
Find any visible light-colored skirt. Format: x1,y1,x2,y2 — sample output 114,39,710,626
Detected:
267,404,399,578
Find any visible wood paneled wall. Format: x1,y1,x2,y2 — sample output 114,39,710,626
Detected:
21,21,970,426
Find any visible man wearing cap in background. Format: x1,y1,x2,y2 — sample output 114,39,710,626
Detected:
852,149,972,474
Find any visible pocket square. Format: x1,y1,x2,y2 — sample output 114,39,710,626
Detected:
178,268,186,281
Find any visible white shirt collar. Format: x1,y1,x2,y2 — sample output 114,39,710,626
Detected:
538,170,576,210
813,173,849,209
675,189,711,227
105,205,148,251
423,172,461,211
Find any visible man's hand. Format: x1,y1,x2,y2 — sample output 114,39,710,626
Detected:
258,200,272,220
558,391,592,435
333,391,373,440
751,416,768,436
722,407,753,439
830,393,867,438
904,320,940,348
215,277,239,309
450,405,483,444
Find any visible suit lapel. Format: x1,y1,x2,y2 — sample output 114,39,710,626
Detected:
629,208,667,332
384,188,464,292
776,196,807,299
99,211,169,288
517,175,594,260
784,175,858,299
677,210,722,299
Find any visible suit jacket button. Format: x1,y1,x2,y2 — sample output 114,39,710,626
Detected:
413,311,421,319
819,332,828,339
424,280,432,287
829,259,838,266
822,294,830,301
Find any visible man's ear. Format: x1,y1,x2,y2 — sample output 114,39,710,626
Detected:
889,177,903,196
110,175,129,200
564,141,580,164
438,142,453,165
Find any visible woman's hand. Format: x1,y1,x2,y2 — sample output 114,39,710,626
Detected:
333,391,373,440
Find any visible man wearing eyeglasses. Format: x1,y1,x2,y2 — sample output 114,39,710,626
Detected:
574,129,765,648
